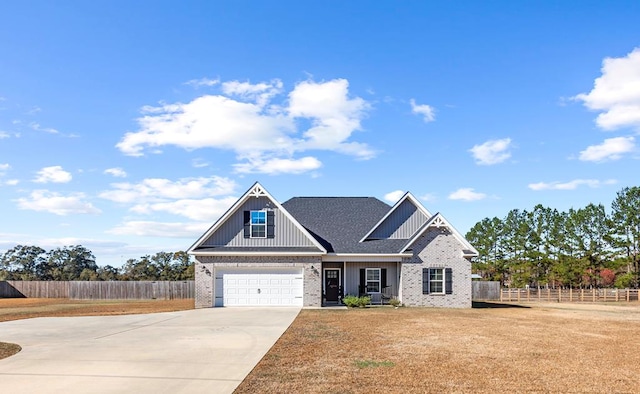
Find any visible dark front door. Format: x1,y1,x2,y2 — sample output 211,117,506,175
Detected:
325,269,340,302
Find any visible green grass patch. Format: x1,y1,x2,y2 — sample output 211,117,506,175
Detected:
354,359,395,368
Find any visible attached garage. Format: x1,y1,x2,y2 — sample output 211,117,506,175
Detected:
214,268,304,307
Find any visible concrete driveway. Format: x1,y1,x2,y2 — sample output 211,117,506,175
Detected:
0,307,300,393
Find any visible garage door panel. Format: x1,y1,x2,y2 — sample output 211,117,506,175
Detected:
216,268,304,307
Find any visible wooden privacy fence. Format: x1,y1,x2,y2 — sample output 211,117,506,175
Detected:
0,280,194,300
501,288,639,303
472,281,501,300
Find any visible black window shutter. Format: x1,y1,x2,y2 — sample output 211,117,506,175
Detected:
445,268,453,295
266,211,275,238
243,211,250,238
381,268,387,289
359,268,366,295
422,268,429,294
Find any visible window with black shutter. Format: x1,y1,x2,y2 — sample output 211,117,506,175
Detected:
266,211,275,238
423,267,453,295
243,210,273,239
422,268,429,294
445,268,453,294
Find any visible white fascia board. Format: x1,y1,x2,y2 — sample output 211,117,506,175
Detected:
187,181,260,253
187,182,327,254
359,191,432,242
400,212,479,256
322,253,411,262
189,251,325,257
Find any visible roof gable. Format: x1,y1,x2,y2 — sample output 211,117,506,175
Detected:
188,182,326,253
360,192,431,241
401,212,479,257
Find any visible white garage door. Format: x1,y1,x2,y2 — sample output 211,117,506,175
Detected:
214,268,304,307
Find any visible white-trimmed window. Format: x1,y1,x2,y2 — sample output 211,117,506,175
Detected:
429,268,444,294
423,267,452,295
366,268,381,293
250,210,267,238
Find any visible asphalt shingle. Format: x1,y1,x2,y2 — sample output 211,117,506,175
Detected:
282,197,407,254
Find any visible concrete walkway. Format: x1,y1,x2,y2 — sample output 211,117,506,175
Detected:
0,307,301,393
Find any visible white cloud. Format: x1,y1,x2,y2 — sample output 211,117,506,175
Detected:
288,79,374,159
221,79,282,106
34,166,72,183
0,232,126,253
448,188,487,201
383,190,405,203
191,158,210,168
30,122,59,134
573,47,640,130
117,78,374,173
528,179,617,191
184,77,220,88
104,167,127,178
16,190,101,215
579,136,635,162
469,138,512,165
0,163,17,185
234,156,322,175
119,94,294,157
0,131,9,139
27,106,41,115
410,99,435,122
130,196,238,222
107,221,210,238
420,193,437,202
99,175,236,204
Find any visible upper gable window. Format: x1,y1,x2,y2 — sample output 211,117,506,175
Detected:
250,210,267,238
244,210,275,239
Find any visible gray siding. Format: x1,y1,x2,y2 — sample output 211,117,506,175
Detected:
369,199,427,239
343,262,398,297
203,196,316,247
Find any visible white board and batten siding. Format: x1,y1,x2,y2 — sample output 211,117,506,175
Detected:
214,268,304,307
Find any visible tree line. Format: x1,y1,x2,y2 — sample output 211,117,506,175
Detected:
0,245,194,281
465,186,640,289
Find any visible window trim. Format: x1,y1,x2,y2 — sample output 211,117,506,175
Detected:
365,267,381,293
250,210,267,239
423,267,453,295
429,267,444,294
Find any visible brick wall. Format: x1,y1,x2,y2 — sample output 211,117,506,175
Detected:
194,255,322,308
401,227,472,308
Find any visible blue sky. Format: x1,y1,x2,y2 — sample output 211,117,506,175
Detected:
1,1,639,266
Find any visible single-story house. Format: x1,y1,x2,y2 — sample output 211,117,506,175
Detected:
188,182,478,308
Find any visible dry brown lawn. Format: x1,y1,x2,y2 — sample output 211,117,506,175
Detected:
235,302,640,394
0,298,194,360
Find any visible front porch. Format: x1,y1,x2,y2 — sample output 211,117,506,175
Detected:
321,262,400,306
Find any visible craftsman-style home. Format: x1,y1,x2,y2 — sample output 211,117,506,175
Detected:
189,182,478,308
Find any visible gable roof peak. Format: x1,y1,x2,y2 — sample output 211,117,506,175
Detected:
188,182,327,254
400,212,479,257
359,190,432,242
247,182,268,198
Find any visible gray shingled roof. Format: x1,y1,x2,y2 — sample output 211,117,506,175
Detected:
192,246,323,253
282,197,408,254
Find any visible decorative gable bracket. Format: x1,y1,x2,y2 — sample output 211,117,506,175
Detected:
429,215,447,228
248,184,268,198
